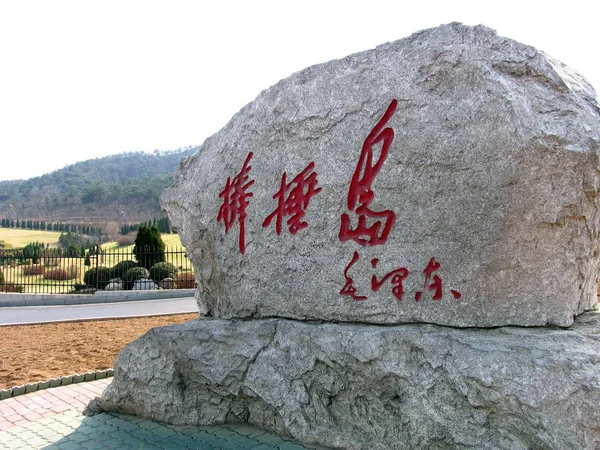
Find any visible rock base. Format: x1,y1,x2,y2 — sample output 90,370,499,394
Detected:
100,315,600,449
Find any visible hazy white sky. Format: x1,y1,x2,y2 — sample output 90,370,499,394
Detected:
1,0,598,181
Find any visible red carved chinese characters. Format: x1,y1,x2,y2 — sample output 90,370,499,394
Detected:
371,258,409,301
263,162,322,235
414,257,461,301
217,152,255,254
340,251,367,301
339,99,398,247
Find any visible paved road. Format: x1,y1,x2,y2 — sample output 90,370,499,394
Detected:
0,297,198,325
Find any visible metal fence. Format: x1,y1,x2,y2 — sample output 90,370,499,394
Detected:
0,245,195,294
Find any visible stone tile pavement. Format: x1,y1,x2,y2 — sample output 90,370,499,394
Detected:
0,379,330,449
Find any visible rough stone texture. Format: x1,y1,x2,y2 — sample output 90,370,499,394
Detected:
132,279,157,290
104,281,123,291
162,23,600,328
158,278,175,290
100,313,600,450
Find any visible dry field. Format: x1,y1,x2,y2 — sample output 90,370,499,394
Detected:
0,313,198,389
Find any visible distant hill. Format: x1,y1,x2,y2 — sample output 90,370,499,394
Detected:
0,147,198,223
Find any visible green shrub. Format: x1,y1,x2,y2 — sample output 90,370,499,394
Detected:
149,262,178,283
123,266,150,290
83,267,112,289
111,260,138,279
0,267,4,285
133,225,165,270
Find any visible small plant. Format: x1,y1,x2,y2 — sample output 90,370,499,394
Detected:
111,260,138,279
22,265,44,276
83,267,112,289
174,272,196,289
123,267,150,290
149,262,178,283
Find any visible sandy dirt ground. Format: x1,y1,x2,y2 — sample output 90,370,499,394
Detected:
0,313,198,389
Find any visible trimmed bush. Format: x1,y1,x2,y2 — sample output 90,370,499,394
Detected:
44,265,79,281
133,225,165,270
123,267,150,290
83,267,112,289
116,232,137,247
174,272,196,289
0,283,23,293
111,260,138,279
149,262,178,283
23,265,44,276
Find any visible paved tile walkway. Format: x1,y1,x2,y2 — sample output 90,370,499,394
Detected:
0,379,329,449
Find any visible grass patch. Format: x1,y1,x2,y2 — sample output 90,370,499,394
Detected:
0,229,62,249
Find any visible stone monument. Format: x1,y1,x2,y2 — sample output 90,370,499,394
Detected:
100,23,600,449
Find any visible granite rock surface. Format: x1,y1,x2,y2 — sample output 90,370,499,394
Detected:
100,313,600,450
162,23,600,327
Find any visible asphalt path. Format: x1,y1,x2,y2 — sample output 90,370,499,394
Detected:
0,297,198,325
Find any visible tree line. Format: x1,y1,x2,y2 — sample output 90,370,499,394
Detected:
0,219,103,236
120,217,172,235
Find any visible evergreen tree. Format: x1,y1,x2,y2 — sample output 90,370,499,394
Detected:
133,225,165,270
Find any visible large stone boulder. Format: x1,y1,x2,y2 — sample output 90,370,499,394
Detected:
162,23,600,328
100,313,600,450
132,279,157,290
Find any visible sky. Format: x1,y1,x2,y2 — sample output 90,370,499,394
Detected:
0,0,599,182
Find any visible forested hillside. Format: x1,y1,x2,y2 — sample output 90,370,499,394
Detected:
0,147,198,223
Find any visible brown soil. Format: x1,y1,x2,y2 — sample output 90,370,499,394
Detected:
0,313,198,389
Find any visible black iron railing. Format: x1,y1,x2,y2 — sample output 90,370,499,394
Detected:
0,245,195,294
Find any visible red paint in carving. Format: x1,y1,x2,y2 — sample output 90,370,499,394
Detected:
451,289,462,300
371,258,379,268
371,267,409,301
340,251,367,301
415,257,443,301
262,162,322,235
217,152,255,254
339,99,398,247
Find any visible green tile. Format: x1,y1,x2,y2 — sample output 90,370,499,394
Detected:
55,442,84,450
254,432,287,446
67,433,90,443
150,426,177,437
112,421,139,432
108,429,134,441
278,442,313,450
79,440,107,449
209,427,239,439
137,419,162,430
89,424,116,435
217,439,252,450
130,428,156,440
